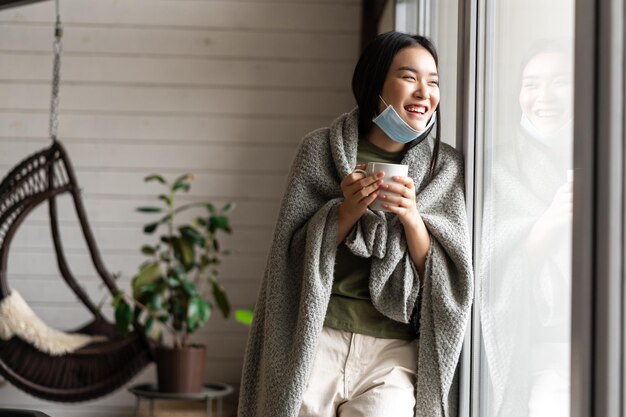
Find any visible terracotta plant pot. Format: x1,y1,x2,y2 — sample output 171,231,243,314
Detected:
155,344,207,393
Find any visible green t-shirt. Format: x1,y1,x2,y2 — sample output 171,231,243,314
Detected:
323,139,416,340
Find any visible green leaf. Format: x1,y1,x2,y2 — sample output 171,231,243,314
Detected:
158,194,172,207
146,315,162,340
145,174,166,185
187,297,200,319
166,277,182,287
149,292,162,310
137,283,157,298
206,203,216,214
235,309,254,326
137,206,163,213
182,280,199,297
132,262,161,298
186,297,210,332
172,237,195,270
212,280,231,318
141,245,156,255
173,174,193,187
208,215,230,234
111,292,125,309
145,316,154,333
180,226,206,248
172,182,191,193
198,299,211,322
144,222,159,234
171,295,186,330
195,217,207,226
222,202,236,213
113,295,133,336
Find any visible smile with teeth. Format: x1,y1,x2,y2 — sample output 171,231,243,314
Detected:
534,109,561,118
405,105,427,115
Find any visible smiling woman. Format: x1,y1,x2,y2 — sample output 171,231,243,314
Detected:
237,31,473,417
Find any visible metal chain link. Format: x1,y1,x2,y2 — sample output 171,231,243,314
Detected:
49,0,63,142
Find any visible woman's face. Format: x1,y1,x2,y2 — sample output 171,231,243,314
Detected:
519,52,573,134
379,45,440,132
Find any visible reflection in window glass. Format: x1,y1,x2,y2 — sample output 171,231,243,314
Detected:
478,1,574,416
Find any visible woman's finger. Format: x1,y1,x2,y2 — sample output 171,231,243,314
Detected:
356,179,383,200
382,202,405,215
346,173,382,195
379,193,409,207
383,183,414,199
363,190,380,206
391,176,415,188
342,171,366,187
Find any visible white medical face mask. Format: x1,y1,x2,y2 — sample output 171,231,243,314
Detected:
520,113,573,150
372,96,436,144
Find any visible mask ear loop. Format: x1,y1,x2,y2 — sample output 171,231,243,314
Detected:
373,96,392,119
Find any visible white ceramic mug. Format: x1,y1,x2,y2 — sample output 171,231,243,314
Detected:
354,162,409,212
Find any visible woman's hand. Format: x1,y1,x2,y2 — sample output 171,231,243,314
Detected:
537,181,573,232
336,164,384,244
380,175,431,276
526,180,573,257
379,176,420,228
340,164,384,218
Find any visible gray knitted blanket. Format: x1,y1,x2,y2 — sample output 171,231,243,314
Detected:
238,108,473,417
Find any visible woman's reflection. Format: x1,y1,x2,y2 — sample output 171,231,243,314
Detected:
481,40,573,417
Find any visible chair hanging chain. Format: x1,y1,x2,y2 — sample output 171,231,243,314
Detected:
49,0,63,142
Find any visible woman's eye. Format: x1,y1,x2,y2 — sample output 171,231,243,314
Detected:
402,75,416,81
552,78,571,88
429,80,439,86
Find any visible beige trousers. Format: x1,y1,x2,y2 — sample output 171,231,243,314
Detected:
298,326,418,417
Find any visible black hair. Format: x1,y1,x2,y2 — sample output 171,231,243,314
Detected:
520,38,573,74
352,31,442,179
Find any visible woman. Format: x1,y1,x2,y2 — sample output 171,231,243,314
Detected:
238,32,473,417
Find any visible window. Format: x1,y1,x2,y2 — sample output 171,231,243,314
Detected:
476,2,574,416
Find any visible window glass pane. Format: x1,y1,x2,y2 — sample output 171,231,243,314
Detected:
396,0,458,147
478,1,574,416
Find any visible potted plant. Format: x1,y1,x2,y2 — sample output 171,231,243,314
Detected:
113,173,234,393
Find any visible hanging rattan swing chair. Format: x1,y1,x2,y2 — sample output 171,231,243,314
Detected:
0,1,154,402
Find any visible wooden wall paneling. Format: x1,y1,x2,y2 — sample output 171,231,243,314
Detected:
0,0,359,413
10,223,273,255
0,84,355,116
0,0,359,32
0,53,354,90
0,25,359,61
0,112,329,144
8,251,268,285
14,196,281,227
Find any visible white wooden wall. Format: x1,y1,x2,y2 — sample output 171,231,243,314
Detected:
0,0,359,415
